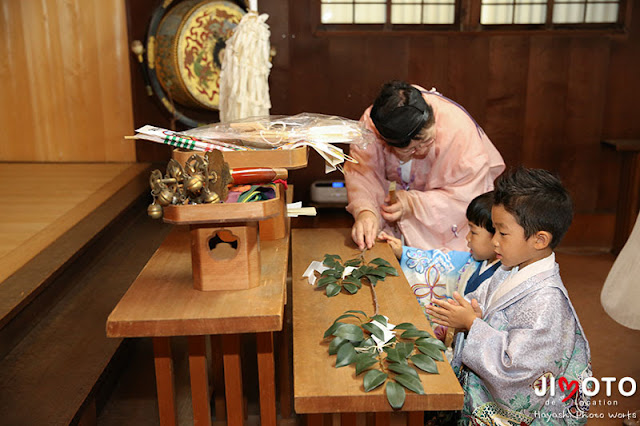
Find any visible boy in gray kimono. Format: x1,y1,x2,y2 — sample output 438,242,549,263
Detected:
427,167,592,425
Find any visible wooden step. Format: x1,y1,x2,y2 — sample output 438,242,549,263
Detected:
0,200,173,425
0,162,154,353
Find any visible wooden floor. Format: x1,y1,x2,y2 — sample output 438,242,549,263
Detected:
97,216,640,425
0,162,150,284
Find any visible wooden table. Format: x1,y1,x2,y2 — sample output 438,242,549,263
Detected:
106,226,289,426
291,228,464,426
602,139,640,254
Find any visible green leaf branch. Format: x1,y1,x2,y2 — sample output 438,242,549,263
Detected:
315,253,399,314
323,310,446,410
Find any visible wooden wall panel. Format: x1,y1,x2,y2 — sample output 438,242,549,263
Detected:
0,0,135,162
563,38,610,211
407,36,450,96
483,36,529,167
124,0,640,225
522,37,571,170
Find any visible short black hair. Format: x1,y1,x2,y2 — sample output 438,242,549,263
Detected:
370,80,435,148
466,191,495,234
493,167,573,249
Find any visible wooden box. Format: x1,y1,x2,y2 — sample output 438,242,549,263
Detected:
172,146,308,170
162,184,285,291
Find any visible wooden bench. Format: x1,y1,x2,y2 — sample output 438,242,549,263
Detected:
106,225,290,426
291,228,464,426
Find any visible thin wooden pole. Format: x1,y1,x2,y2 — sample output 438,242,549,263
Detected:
188,335,211,426
257,332,277,426
152,337,177,426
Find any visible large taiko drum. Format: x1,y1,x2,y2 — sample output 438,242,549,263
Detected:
153,0,245,110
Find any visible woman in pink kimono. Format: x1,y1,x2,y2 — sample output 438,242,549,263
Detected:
345,80,505,251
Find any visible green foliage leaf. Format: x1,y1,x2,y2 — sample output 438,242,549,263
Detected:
350,269,364,279
385,381,406,409
411,354,439,374
388,362,420,379
376,265,399,276
316,276,337,288
333,323,364,342
359,265,374,275
370,257,392,267
366,275,379,286
416,337,447,352
355,353,379,375
367,268,389,278
401,329,431,339
394,374,425,395
344,258,362,267
326,282,342,297
320,269,341,278
362,322,385,341
342,275,362,286
371,315,388,326
323,254,342,263
384,347,404,363
363,369,388,392
345,310,368,316
324,322,343,339
335,341,357,368
343,282,359,294
329,336,348,355
333,314,360,323
394,322,417,330
395,342,414,359
417,344,444,361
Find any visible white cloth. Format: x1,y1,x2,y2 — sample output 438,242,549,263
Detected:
601,211,640,330
219,11,272,122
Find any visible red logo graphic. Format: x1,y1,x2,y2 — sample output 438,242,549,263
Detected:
558,376,579,402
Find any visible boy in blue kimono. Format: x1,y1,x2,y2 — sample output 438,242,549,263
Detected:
453,191,501,296
379,192,500,341
428,168,592,425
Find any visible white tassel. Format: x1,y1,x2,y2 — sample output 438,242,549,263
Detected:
219,11,272,122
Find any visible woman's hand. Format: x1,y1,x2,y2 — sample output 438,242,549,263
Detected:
377,231,402,259
352,210,379,250
380,194,404,222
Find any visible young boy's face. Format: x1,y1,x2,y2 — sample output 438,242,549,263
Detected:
466,222,496,262
491,204,543,269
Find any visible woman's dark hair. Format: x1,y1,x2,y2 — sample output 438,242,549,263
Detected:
493,167,573,249
370,80,434,148
466,191,495,234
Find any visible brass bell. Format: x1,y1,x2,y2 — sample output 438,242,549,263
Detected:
147,203,163,219
202,190,220,204
185,174,206,194
156,188,174,206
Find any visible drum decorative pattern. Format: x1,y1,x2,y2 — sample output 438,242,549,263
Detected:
155,0,244,110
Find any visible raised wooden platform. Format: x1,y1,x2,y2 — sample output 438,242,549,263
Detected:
0,161,165,425
0,162,152,330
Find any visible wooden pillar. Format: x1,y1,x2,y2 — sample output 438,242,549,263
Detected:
188,335,211,426
257,332,277,426
210,335,226,420
223,334,244,426
152,337,178,426
375,412,390,426
407,412,423,426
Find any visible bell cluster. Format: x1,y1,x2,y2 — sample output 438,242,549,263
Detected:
147,155,221,219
